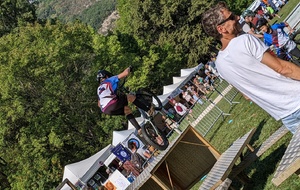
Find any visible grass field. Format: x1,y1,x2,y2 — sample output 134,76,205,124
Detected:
183,1,300,189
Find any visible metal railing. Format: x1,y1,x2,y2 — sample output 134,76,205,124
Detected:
166,79,239,137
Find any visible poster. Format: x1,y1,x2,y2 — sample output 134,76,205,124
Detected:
122,133,146,158
111,143,131,162
105,170,131,190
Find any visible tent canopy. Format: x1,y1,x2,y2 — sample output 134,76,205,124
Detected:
128,117,145,130
112,128,136,146
155,63,204,106
173,75,189,84
163,81,183,94
62,144,112,189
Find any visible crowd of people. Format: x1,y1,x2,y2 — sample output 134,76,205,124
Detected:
239,1,300,64
162,56,223,126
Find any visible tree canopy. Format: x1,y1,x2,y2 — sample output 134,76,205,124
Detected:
116,0,217,67
0,0,36,37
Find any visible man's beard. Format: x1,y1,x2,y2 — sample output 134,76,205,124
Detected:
234,22,243,35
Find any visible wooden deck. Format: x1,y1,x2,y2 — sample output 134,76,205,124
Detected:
229,125,289,179
272,126,300,186
199,128,256,190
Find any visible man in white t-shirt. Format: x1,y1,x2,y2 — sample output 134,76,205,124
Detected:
201,2,300,134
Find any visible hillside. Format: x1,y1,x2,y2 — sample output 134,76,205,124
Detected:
35,0,116,31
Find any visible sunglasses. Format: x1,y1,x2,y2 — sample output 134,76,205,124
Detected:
218,13,236,26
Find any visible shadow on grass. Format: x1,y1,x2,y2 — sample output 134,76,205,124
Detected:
249,119,266,145
206,117,228,142
207,113,267,145
232,144,287,190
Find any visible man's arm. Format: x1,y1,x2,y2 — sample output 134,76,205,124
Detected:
117,67,131,79
284,22,294,34
247,29,264,39
261,51,300,80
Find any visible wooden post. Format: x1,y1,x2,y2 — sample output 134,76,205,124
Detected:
56,178,77,190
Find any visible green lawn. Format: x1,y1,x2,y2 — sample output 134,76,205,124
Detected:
185,91,298,190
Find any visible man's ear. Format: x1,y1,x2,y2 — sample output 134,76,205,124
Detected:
216,25,224,35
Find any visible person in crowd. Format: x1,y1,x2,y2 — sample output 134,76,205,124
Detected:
267,0,280,12
275,0,286,8
184,83,204,104
261,0,268,6
193,75,211,94
256,18,300,64
161,115,181,133
128,141,147,173
121,159,141,177
181,90,197,106
142,146,154,161
105,168,113,177
257,9,271,22
201,1,300,134
165,107,180,122
265,4,281,18
241,10,263,38
97,67,153,133
171,99,195,122
207,55,217,69
204,64,217,83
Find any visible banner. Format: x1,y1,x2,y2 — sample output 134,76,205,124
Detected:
111,143,131,162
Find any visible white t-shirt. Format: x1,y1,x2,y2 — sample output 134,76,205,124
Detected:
174,103,188,116
216,34,300,120
242,22,251,33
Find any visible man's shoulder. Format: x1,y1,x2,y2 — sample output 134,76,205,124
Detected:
235,33,253,43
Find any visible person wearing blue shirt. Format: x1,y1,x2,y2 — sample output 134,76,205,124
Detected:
96,67,152,132
256,18,300,64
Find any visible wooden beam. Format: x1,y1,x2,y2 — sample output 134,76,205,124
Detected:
165,160,174,189
179,140,209,147
151,175,170,190
246,144,254,152
272,126,300,186
272,159,300,186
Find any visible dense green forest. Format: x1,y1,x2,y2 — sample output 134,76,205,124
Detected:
0,0,253,189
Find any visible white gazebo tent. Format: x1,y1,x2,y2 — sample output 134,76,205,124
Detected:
112,128,136,146
157,63,204,105
61,144,112,189
127,116,145,130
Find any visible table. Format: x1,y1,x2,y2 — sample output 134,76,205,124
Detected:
199,128,256,190
272,126,300,186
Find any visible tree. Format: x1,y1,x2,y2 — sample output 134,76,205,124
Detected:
0,0,37,36
0,20,114,189
116,0,217,67
224,0,254,14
